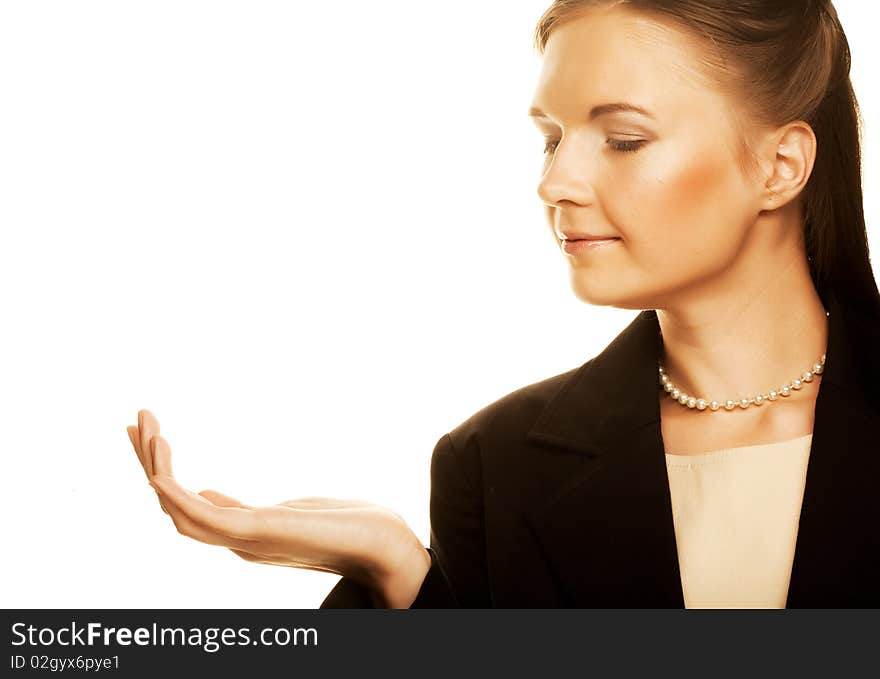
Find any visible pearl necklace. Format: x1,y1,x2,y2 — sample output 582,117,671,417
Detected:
658,310,829,412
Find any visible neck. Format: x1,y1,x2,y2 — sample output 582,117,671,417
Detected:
655,242,828,406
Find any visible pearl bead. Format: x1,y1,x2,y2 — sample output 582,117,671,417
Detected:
659,349,824,413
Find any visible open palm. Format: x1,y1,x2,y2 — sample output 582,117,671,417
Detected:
127,409,429,605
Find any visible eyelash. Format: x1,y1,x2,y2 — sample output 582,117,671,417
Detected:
542,139,645,155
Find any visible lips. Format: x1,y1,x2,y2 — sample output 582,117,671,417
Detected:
559,230,621,242
562,237,621,243
561,236,621,255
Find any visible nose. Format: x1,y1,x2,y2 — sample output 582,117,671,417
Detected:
536,141,595,210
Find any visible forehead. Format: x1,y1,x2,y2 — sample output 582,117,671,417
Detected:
532,8,723,123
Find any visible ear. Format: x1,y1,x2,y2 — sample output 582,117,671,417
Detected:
760,121,817,210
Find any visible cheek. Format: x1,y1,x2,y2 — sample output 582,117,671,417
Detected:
612,148,742,257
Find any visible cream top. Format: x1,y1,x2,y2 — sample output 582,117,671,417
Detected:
664,433,813,609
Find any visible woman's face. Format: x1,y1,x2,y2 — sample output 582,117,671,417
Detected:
530,8,766,311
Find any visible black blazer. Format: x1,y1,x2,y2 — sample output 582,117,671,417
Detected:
321,287,880,607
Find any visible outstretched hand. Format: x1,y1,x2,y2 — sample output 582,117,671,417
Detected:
126,409,431,606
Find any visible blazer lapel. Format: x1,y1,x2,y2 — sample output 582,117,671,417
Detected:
524,308,684,606
524,289,880,607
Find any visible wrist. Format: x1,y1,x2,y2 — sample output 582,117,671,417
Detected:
371,541,432,609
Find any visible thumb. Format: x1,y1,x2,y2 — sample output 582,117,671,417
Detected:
199,489,252,509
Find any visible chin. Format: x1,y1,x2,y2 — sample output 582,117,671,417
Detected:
570,284,627,309
568,275,657,312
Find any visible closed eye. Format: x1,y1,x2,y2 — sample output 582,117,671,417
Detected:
542,138,647,155
607,139,646,153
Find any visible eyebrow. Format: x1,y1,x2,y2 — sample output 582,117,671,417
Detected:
528,102,655,121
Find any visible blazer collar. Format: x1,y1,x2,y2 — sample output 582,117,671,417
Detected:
527,288,879,456
523,288,880,607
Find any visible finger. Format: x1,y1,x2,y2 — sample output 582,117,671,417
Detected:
154,487,226,545
199,489,252,509
151,435,174,477
151,474,263,543
152,477,254,548
137,410,158,477
149,484,171,515
132,431,168,513
127,426,150,479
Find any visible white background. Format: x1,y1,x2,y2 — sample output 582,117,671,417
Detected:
1,1,877,608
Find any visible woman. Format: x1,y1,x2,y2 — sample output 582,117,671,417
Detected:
129,0,880,608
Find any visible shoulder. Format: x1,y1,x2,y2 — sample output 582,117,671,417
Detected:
434,361,590,471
